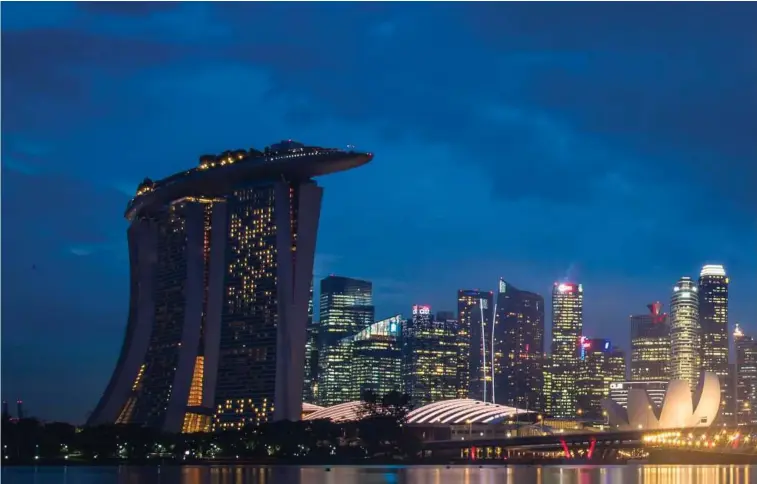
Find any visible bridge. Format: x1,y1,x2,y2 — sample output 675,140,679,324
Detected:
420,427,757,463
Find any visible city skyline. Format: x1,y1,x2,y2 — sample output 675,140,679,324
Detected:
3,2,756,424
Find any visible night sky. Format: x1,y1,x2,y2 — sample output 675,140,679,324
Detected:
2,2,756,424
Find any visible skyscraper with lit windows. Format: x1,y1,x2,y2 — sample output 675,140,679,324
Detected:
547,282,583,418
87,141,372,433
670,277,700,390
349,315,403,399
303,283,318,403
630,302,670,382
403,305,459,407
467,292,494,402
606,345,627,392
577,338,626,419
457,290,488,399
734,325,757,425
699,264,731,424
317,276,375,406
577,338,609,419
495,279,545,411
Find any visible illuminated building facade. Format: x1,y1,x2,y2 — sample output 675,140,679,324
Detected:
630,302,670,382
670,277,700,390
734,325,757,425
349,315,403,399
699,264,731,424
302,283,318,403
495,279,545,411
403,305,459,407
317,276,375,406
468,292,495,402
87,141,372,433
456,290,487,399
576,338,625,419
547,282,583,418
605,346,627,396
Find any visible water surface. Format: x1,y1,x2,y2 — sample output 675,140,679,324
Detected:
3,465,756,483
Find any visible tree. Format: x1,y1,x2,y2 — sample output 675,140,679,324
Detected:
357,391,413,458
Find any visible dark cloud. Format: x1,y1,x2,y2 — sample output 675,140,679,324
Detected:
1,28,202,133
456,2,757,212
1,167,129,245
461,3,757,52
196,3,757,215
77,1,181,17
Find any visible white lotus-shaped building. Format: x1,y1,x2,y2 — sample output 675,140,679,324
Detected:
601,372,720,430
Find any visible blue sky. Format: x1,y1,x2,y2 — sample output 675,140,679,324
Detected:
2,2,756,423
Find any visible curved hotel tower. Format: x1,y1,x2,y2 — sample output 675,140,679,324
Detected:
670,277,700,390
88,141,372,433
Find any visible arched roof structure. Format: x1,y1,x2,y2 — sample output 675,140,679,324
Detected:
304,401,364,423
303,398,531,424
407,399,532,424
302,402,325,414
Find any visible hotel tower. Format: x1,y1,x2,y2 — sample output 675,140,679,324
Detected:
88,141,372,432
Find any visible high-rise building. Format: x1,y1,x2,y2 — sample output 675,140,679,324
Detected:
543,360,552,412
468,292,495,402
403,305,459,407
87,141,372,432
1,401,8,419
577,337,609,419
576,338,625,419
456,290,488,399
16,400,24,420
734,324,757,425
630,302,670,382
302,282,318,403
495,279,545,411
670,277,700,390
699,264,731,424
606,346,627,391
547,282,583,418
317,276,375,406
349,315,403,399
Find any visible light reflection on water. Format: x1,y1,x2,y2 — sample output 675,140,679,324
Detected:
1,465,755,484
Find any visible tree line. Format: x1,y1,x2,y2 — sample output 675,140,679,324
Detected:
1,391,422,464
